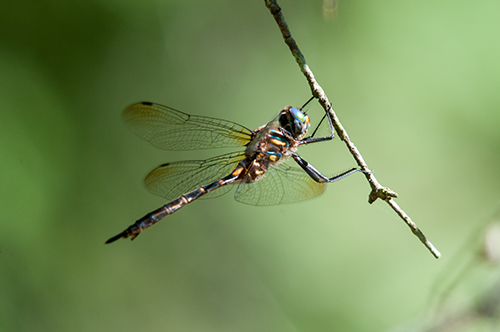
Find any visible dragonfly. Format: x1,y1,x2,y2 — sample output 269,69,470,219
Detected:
106,99,360,243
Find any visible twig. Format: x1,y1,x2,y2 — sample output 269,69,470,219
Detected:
265,0,441,259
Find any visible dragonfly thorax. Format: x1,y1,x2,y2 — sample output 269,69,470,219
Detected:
244,107,307,163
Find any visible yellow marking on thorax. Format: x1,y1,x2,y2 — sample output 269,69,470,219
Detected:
270,138,287,146
268,154,278,162
254,169,264,176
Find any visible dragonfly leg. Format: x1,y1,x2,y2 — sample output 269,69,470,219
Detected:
300,107,335,145
291,152,360,183
299,133,333,145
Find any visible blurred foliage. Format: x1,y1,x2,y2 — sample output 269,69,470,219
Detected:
389,214,500,332
1,0,499,331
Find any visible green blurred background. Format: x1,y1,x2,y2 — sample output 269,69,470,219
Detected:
1,0,500,331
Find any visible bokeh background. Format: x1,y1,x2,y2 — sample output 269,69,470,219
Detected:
1,1,500,331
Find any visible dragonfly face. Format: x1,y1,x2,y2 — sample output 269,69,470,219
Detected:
106,102,358,244
279,107,310,140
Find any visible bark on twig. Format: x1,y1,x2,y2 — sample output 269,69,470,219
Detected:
265,0,440,259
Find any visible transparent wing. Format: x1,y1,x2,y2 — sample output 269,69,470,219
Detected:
123,102,254,150
234,161,327,206
145,152,246,201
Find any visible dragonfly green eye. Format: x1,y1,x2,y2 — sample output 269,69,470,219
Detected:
289,107,310,128
290,108,306,123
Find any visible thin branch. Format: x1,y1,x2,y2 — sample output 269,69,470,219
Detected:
265,0,441,259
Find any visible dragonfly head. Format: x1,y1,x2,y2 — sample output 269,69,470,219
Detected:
279,107,310,139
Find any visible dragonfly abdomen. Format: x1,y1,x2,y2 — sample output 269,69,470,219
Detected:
105,164,246,243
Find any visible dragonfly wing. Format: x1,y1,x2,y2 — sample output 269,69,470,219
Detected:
145,152,246,201
123,102,254,150
234,161,327,206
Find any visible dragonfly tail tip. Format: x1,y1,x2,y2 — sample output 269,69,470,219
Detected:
105,232,124,244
